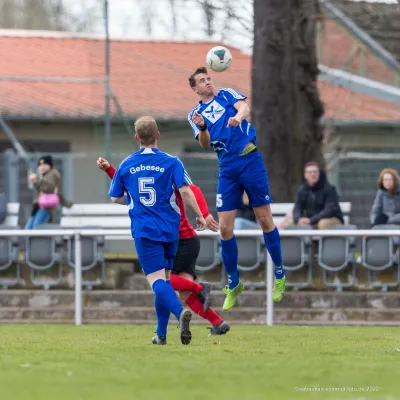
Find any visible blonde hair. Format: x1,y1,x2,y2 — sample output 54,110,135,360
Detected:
378,168,398,193
134,116,158,145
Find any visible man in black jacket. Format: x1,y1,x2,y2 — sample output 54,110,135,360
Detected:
293,161,344,229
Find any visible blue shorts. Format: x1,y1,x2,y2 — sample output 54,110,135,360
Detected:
217,150,272,212
134,237,179,276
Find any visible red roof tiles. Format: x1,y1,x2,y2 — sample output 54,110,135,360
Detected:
0,32,399,123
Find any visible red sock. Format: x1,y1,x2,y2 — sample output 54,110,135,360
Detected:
170,274,202,294
185,293,223,326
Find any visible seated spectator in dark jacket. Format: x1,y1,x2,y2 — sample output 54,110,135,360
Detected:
370,168,400,226
293,161,344,229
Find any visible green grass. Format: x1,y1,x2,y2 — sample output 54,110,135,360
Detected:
0,325,398,400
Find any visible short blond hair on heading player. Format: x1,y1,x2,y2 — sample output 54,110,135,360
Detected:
134,116,159,145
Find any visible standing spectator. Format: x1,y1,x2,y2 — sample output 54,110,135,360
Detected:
25,155,72,229
370,168,400,226
293,161,344,229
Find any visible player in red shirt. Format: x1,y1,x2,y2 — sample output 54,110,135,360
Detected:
97,157,230,339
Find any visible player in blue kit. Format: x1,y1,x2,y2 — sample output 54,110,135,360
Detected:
188,67,286,311
109,116,207,345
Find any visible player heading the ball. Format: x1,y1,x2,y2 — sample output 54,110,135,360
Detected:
188,67,286,310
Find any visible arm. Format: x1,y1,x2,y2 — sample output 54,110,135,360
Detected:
189,111,210,148
179,185,205,229
97,157,116,179
189,184,210,218
232,100,250,122
194,115,210,148
103,164,126,204
173,159,206,230
309,186,341,225
189,183,219,231
108,166,126,205
111,195,127,205
221,89,250,127
388,213,400,225
198,128,211,148
106,165,116,179
370,191,383,225
293,188,304,224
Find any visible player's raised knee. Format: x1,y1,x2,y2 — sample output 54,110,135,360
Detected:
254,204,275,232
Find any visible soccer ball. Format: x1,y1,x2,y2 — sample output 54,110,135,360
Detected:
206,46,232,72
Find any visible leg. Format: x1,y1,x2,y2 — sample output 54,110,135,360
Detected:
241,151,285,302
169,239,204,297
317,218,342,230
164,240,192,345
171,237,211,311
234,217,260,230
372,213,388,227
218,209,241,288
217,169,245,310
30,209,50,229
25,216,35,230
171,237,229,334
136,238,191,345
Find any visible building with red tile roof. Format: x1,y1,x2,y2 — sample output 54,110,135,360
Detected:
0,29,399,210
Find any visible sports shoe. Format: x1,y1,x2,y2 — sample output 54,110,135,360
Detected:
178,309,192,345
222,280,244,311
197,282,212,312
152,334,167,345
272,276,286,302
208,320,230,336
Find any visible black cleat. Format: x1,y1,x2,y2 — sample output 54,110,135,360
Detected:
179,309,192,345
208,320,230,336
197,282,212,312
152,335,167,345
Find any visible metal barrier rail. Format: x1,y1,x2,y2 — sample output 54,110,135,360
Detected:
1,228,400,326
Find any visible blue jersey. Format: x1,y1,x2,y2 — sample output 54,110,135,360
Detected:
108,148,191,242
188,88,257,166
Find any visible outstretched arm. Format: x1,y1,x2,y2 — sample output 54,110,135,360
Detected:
189,184,218,231
179,185,206,231
227,100,250,127
97,157,116,179
191,112,211,148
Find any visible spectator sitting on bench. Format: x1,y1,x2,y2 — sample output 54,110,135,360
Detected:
370,168,400,227
293,161,344,229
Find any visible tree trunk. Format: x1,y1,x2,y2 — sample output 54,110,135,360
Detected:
252,0,324,202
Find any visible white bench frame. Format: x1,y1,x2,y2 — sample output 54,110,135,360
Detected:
3,203,20,227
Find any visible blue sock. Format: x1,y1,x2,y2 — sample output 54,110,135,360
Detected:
263,228,285,279
152,279,183,320
154,281,170,337
154,294,170,337
221,236,240,289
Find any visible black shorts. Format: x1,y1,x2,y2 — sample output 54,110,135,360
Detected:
172,236,200,280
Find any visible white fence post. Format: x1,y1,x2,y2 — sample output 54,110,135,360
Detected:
74,231,82,326
266,253,274,326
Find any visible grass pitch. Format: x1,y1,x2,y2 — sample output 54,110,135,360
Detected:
0,325,398,400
